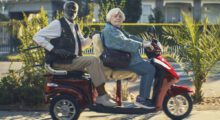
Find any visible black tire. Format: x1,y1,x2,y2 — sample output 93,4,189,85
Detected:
49,95,81,120
163,93,193,120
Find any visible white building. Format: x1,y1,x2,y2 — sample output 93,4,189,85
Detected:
92,0,220,23
0,0,64,22
139,0,220,23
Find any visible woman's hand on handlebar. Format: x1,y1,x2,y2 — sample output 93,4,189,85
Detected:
143,41,154,51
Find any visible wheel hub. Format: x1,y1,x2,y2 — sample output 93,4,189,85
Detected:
167,95,189,116
60,105,71,116
54,99,76,119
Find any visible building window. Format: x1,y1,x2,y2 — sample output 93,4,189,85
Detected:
202,4,220,24
165,3,192,23
139,4,152,23
166,7,180,22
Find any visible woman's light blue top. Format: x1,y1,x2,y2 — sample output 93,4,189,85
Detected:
102,23,144,65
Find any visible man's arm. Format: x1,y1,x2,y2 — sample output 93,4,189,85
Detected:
33,20,61,51
79,31,92,47
76,25,92,49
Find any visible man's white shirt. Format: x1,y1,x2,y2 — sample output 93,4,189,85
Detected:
33,18,92,56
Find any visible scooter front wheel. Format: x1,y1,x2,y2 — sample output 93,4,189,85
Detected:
163,93,193,120
49,95,81,120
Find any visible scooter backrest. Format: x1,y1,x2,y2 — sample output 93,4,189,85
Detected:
92,33,104,57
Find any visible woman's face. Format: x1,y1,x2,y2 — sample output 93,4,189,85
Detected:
110,13,123,27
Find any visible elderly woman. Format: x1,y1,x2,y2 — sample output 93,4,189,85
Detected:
101,8,156,109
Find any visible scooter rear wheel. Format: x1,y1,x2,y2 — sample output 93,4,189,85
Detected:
163,93,193,120
49,95,81,120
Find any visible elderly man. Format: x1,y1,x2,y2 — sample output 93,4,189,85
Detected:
33,1,116,107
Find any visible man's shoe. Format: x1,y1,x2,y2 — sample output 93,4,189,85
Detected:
96,94,117,107
134,96,155,109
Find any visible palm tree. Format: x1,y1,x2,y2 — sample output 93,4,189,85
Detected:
163,12,220,102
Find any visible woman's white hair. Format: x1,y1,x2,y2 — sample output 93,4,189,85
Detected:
106,8,125,22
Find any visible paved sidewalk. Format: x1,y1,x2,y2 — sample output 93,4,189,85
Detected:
0,111,50,120
148,110,220,120
1,109,220,120
0,62,22,77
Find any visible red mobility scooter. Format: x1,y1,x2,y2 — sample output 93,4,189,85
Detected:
44,36,193,120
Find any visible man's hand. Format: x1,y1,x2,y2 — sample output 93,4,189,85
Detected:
89,30,100,39
51,48,72,58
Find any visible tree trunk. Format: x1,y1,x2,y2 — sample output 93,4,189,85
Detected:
193,74,205,103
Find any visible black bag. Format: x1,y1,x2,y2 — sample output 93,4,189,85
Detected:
100,33,131,68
